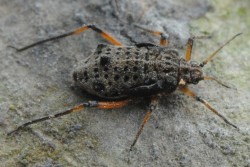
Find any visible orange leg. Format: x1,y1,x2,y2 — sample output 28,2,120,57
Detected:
130,95,158,151
9,24,122,51
185,37,194,61
8,99,130,135
185,35,213,62
179,86,238,129
134,24,169,46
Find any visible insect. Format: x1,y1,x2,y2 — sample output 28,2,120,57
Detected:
8,24,241,150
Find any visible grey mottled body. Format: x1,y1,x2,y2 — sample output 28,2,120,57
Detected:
73,44,190,100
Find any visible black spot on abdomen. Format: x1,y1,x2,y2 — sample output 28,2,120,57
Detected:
143,63,148,73
93,82,105,92
100,56,111,66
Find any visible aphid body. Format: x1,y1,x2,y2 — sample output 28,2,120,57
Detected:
73,44,202,100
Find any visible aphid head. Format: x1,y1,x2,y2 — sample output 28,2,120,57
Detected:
180,33,242,87
179,60,204,86
189,61,204,84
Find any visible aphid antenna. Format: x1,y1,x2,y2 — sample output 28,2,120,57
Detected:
199,33,242,67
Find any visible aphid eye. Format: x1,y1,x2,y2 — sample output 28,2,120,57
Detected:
194,69,201,76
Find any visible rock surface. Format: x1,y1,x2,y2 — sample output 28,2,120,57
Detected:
0,0,249,166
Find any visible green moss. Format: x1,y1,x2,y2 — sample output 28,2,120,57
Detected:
9,104,16,111
237,7,247,16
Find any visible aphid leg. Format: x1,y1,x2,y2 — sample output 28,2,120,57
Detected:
185,37,194,62
130,95,158,151
179,86,238,129
8,99,130,135
134,24,169,46
9,24,122,51
185,35,214,61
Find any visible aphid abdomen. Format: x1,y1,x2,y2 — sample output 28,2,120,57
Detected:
73,45,180,99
